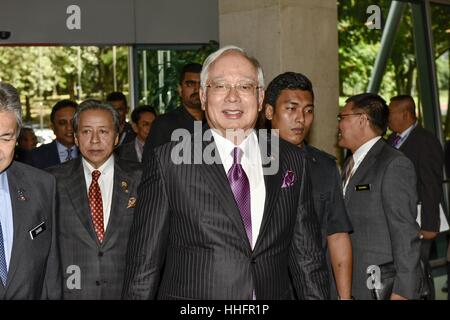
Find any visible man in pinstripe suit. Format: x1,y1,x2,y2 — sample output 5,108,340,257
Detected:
122,46,328,300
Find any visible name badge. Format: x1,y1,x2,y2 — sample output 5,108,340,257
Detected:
29,222,46,240
355,184,371,191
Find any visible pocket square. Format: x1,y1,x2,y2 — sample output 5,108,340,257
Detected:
281,170,295,188
127,196,136,209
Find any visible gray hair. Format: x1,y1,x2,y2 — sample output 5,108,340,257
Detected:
73,99,121,135
200,45,265,89
0,82,22,137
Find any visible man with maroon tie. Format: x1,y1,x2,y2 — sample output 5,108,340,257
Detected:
47,99,142,299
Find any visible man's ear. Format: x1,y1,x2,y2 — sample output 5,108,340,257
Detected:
257,89,265,112
177,84,182,97
114,134,119,147
74,135,79,147
200,87,207,111
265,104,274,120
131,122,138,134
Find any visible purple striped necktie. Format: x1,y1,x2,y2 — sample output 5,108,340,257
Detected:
391,134,401,148
227,147,252,246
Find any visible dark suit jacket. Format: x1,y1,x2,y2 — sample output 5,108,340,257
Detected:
345,139,421,299
116,140,139,163
304,143,352,298
388,125,444,231
119,122,136,146
46,156,142,299
28,140,78,170
144,107,201,155
123,129,328,300
0,161,61,299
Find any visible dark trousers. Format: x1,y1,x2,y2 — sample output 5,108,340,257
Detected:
421,239,435,300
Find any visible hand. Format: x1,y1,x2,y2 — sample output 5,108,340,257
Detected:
420,230,438,240
390,293,408,300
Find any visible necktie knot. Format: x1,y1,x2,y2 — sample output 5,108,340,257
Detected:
92,170,101,182
65,148,72,161
231,147,244,165
391,134,401,147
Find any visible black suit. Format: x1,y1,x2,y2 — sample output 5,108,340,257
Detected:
0,161,61,299
144,107,202,156
116,140,140,163
119,122,136,146
28,140,60,169
29,140,78,169
388,125,444,231
123,129,328,300
303,143,352,298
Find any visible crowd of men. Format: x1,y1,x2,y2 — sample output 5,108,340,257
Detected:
0,44,447,300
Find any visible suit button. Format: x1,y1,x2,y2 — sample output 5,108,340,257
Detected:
95,281,101,286
98,251,103,257
251,258,256,264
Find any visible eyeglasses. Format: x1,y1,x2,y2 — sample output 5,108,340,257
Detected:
205,81,261,96
337,112,363,122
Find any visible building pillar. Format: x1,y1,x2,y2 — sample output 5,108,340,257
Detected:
219,0,340,157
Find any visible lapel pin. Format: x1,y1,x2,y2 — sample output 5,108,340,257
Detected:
121,181,129,193
127,197,136,209
17,188,27,201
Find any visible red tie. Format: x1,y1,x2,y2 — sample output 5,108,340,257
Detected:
89,170,104,242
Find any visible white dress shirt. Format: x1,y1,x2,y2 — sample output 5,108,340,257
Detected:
343,136,382,195
211,130,266,249
82,155,115,231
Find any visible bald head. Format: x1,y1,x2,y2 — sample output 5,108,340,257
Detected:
388,95,417,134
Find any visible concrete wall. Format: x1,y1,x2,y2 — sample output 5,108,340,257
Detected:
219,0,340,157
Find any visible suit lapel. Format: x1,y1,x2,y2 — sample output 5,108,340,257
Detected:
64,158,98,243
399,125,419,152
345,139,384,203
254,132,282,250
4,162,34,290
197,128,252,251
102,159,131,246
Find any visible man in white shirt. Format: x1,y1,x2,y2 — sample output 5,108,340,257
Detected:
338,93,421,300
123,45,328,300
47,99,142,299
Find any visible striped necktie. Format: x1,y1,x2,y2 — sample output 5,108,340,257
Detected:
0,221,8,286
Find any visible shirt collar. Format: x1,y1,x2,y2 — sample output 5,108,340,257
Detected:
0,171,8,191
399,121,418,139
353,136,382,164
211,129,258,164
82,154,115,177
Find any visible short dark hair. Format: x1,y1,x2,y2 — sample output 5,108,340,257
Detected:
264,72,314,109
390,94,416,117
73,99,121,135
106,91,127,106
346,93,389,135
18,127,36,143
180,63,202,84
50,99,78,124
131,105,157,124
